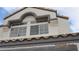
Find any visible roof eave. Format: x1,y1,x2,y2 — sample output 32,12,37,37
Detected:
4,7,57,20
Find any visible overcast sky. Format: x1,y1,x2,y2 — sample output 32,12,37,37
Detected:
0,7,79,32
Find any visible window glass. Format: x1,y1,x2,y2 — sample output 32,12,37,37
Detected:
10,27,18,37
30,24,48,35
10,27,26,37
30,25,39,35
40,24,48,34
18,27,26,36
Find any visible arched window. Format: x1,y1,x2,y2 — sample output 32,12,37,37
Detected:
10,12,49,37
10,26,26,37
22,16,36,24
21,12,37,24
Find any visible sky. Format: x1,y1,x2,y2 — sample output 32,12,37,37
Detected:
0,7,20,25
0,7,79,32
53,7,79,32
0,7,21,25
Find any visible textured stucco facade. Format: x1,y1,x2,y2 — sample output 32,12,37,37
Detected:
0,7,78,51
0,7,70,40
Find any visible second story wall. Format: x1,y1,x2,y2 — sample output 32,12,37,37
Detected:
0,18,70,40
49,20,58,35
58,18,71,34
0,7,71,40
4,7,57,25
0,27,9,40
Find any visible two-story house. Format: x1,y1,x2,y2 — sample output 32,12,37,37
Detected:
0,7,79,51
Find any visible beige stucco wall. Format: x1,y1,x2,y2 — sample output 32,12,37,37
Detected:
4,7,56,25
49,20,58,35
58,18,71,34
0,19,70,40
0,27,9,40
22,16,36,23
0,8,71,40
0,27,3,38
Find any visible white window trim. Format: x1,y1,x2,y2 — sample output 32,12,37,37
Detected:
30,22,49,35
10,22,49,37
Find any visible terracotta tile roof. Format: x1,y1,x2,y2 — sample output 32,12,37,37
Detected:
0,32,79,45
